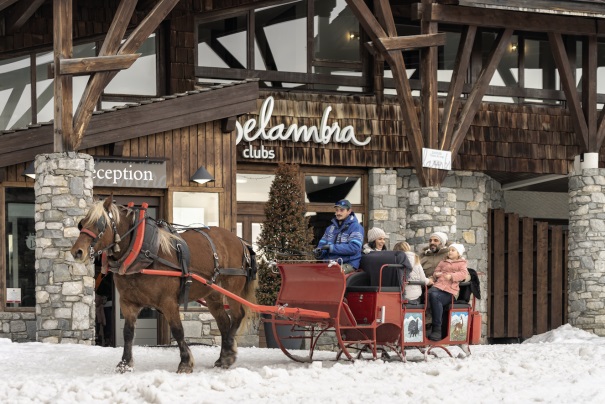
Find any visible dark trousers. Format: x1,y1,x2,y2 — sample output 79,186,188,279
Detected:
428,288,453,328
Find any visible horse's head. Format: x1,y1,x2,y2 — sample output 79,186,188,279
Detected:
70,197,125,263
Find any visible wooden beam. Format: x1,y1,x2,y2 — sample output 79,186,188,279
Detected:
53,0,73,152
420,0,440,186
59,54,141,75
448,28,514,165
345,0,390,54
72,0,179,150
0,0,18,13
440,25,477,150
5,0,44,33
372,0,427,185
424,3,597,36
582,36,598,152
373,33,446,51
548,32,589,151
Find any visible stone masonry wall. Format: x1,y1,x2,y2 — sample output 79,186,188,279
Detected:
0,312,36,341
568,169,605,336
35,153,95,344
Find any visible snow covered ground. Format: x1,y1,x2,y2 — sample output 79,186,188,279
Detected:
0,324,603,403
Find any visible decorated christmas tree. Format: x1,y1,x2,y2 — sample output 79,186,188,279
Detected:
255,163,313,305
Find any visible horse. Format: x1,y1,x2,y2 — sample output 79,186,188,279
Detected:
70,197,256,373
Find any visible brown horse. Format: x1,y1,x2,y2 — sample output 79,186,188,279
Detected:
70,197,256,373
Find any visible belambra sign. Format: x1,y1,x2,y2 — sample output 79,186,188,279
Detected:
235,96,371,159
93,158,167,188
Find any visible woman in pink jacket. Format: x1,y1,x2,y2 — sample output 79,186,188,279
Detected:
427,243,469,341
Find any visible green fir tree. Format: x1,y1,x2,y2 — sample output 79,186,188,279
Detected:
255,163,314,305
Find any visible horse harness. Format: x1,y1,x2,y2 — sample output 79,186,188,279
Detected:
82,202,256,309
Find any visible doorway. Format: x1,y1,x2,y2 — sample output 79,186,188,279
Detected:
237,214,264,252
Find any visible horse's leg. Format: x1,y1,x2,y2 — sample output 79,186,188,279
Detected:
162,302,195,373
206,293,246,369
116,302,141,373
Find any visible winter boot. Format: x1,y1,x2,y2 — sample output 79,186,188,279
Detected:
428,326,442,341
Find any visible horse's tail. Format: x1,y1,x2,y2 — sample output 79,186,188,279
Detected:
241,276,258,315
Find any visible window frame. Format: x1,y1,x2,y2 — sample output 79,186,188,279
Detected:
194,1,366,92
1,184,36,312
0,32,161,132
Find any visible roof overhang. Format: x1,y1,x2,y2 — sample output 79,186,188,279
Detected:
0,80,259,168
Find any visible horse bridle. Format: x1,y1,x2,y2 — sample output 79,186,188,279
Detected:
77,209,122,260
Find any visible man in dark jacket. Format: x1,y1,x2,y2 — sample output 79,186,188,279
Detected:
314,199,364,274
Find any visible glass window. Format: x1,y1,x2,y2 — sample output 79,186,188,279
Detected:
5,187,36,308
173,192,219,227
197,15,248,69
35,51,54,124
0,55,32,131
304,175,361,204
314,0,359,62
255,2,307,72
236,173,275,202
105,34,157,96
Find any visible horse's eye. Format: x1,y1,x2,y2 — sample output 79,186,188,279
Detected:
77,221,83,231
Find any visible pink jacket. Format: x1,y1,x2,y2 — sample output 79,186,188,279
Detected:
432,258,468,298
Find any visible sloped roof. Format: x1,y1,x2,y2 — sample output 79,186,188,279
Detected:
0,79,259,168
450,0,605,18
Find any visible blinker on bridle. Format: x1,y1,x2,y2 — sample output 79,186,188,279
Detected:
78,208,122,259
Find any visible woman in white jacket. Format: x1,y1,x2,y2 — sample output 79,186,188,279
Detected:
394,241,432,304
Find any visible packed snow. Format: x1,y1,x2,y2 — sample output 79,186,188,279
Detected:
0,324,603,403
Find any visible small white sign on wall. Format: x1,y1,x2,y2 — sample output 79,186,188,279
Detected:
422,148,452,170
6,288,21,303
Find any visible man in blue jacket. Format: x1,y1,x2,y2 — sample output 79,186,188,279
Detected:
314,199,364,274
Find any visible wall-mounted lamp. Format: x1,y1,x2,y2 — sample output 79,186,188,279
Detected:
23,162,35,179
510,42,518,52
190,166,215,184
348,32,359,41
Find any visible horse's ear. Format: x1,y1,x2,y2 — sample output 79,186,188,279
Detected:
103,194,114,210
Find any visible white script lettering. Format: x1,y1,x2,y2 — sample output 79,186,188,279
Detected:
235,97,371,147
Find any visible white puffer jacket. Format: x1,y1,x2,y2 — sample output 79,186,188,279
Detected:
403,251,429,302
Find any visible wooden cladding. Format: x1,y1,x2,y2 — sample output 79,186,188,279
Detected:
236,91,582,174
488,209,568,340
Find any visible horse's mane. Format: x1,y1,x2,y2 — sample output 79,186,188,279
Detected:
84,201,181,255
83,200,122,227
156,227,182,255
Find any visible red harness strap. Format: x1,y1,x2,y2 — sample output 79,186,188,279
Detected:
118,203,148,275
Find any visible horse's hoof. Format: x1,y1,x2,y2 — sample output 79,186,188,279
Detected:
177,363,193,374
214,356,236,369
115,360,133,374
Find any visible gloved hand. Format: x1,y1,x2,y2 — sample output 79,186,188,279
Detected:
313,248,324,259
320,245,330,250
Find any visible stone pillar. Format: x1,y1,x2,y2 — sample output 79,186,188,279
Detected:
404,177,457,248
568,168,605,336
368,168,401,248
35,153,95,344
